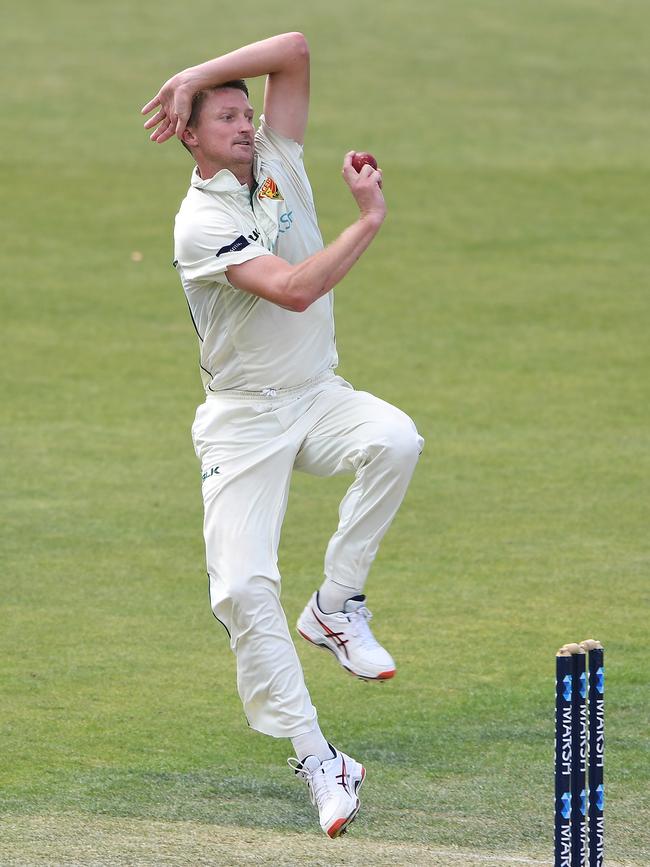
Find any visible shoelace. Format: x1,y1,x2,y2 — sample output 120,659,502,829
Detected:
287,758,338,810
345,606,381,650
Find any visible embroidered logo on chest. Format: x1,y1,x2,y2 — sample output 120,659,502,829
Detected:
258,177,284,201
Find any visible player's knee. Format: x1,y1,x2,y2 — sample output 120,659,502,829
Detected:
380,418,423,475
209,556,280,615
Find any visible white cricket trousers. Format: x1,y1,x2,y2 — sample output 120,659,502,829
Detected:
191,372,423,739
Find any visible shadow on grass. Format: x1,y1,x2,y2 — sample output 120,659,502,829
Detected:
1,767,318,833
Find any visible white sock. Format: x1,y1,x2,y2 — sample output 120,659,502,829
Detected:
291,726,335,764
317,579,360,614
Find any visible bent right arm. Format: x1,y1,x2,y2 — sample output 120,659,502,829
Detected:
227,213,383,312
227,153,386,312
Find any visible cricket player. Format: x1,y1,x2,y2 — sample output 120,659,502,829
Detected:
141,32,423,838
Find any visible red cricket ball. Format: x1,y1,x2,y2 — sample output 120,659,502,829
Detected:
351,151,378,173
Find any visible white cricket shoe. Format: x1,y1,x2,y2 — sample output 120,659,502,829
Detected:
297,592,396,680
288,747,365,838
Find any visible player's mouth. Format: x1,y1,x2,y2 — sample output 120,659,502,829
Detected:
234,139,252,148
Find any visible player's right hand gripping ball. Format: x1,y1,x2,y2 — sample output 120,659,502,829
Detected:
351,151,378,173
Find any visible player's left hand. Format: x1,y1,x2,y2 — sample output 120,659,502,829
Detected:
141,74,194,143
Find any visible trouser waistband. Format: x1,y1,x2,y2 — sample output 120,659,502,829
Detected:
205,370,335,402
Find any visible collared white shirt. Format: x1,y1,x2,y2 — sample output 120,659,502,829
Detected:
174,117,337,393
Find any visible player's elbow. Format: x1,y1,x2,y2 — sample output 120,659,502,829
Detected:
286,294,311,313
277,274,319,313
284,32,310,63
279,286,312,313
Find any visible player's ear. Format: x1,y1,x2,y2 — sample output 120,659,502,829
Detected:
182,126,199,149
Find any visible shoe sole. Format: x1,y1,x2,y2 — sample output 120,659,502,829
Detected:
297,628,396,682
326,766,366,838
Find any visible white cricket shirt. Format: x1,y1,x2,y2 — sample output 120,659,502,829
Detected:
173,117,337,393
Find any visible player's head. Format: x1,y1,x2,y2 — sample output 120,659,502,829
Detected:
181,81,254,178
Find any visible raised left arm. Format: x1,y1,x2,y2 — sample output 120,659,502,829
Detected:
141,32,310,144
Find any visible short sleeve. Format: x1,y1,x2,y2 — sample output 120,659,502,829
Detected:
174,211,273,284
255,115,304,167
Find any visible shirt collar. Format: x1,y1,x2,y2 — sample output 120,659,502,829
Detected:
190,166,249,193
190,151,264,193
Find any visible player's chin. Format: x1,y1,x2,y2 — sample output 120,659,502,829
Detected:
233,143,253,160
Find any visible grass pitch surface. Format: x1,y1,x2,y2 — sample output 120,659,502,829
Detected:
2,1,649,864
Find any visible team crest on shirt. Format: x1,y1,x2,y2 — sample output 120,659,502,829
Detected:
258,177,284,201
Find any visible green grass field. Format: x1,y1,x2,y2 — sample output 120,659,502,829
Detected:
2,1,649,864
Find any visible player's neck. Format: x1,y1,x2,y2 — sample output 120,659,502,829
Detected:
195,157,254,188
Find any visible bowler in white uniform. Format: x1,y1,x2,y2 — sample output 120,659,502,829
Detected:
142,32,423,838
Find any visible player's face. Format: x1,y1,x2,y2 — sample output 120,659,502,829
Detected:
191,89,255,171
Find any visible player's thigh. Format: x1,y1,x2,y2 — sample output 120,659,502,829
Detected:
193,399,296,578
295,381,422,477
192,397,286,468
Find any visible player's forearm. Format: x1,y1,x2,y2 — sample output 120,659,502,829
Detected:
284,214,384,311
180,33,308,90
227,156,386,310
